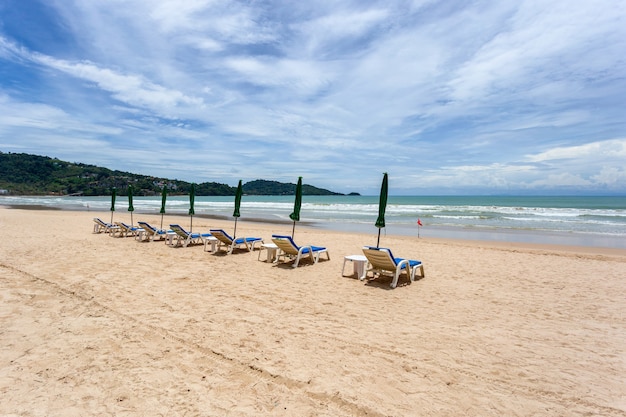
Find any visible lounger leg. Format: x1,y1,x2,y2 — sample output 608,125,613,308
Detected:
411,265,425,281
391,271,399,289
391,263,408,288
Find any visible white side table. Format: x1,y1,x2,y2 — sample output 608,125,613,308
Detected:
342,255,368,280
165,231,177,246
258,243,279,262
203,236,218,252
135,229,147,241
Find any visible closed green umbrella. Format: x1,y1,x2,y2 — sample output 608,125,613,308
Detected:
159,185,167,230
188,183,196,232
127,185,135,226
289,176,302,238
110,187,117,224
375,172,388,247
232,180,243,238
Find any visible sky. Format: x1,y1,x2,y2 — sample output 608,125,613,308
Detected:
1,1,625,195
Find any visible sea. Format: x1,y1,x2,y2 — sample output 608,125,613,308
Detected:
2,195,625,249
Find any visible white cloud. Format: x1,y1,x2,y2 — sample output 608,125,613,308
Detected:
35,56,204,112
294,7,390,56
591,167,626,187
526,173,593,189
0,94,121,135
527,139,626,163
446,1,626,104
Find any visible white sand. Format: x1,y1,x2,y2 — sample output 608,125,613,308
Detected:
1,208,624,416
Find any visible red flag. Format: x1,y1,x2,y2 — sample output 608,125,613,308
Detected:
417,219,423,226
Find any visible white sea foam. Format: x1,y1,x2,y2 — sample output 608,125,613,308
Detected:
2,195,625,247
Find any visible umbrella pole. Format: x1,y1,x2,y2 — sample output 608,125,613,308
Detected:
131,212,134,227
233,218,238,239
292,221,296,239
160,213,164,231
376,229,381,248
190,215,193,232
110,212,114,224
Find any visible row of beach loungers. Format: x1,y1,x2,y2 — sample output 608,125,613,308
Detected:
93,217,424,288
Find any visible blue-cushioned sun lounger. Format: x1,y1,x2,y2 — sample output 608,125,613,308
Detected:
209,229,263,254
361,246,424,288
271,234,330,268
169,224,211,247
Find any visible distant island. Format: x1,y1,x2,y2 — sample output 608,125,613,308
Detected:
0,152,360,197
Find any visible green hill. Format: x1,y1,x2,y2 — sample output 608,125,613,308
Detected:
242,179,341,196
0,152,344,196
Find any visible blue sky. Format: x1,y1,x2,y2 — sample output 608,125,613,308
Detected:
1,1,625,195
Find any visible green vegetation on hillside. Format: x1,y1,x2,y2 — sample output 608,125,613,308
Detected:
0,152,345,196
242,180,341,196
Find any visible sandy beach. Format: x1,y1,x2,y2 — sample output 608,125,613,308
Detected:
0,207,624,416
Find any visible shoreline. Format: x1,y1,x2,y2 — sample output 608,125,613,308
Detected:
1,203,313,226
4,202,624,250
318,220,626,250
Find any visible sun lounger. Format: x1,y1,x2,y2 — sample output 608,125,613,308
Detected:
209,229,263,254
361,246,424,288
271,235,330,268
137,221,168,242
93,217,115,234
112,221,142,238
169,224,211,247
